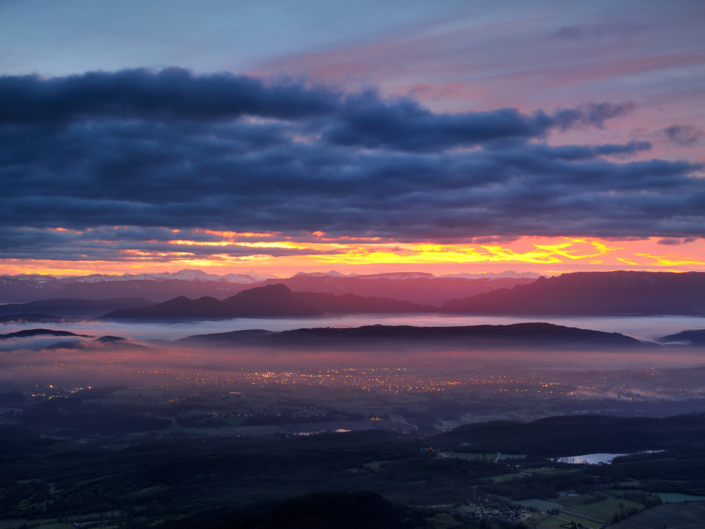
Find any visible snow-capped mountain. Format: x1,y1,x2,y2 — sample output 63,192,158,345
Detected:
293,271,349,278
352,272,435,280
439,271,541,279
73,269,259,284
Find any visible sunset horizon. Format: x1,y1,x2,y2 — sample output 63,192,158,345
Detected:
1,2,704,279
2,2,704,528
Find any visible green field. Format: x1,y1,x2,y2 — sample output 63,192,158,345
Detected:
362,460,391,470
533,512,601,529
609,489,652,496
440,451,500,461
611,501,705,528
0,516,120,529
567,497,644,523
655,492,705,502
516,498,564,511
553,493,599,507
490,472,524,483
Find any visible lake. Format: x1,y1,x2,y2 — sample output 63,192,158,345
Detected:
556,451,662,465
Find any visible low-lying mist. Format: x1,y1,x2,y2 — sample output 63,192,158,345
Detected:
1,339,703,392
1,313,705,342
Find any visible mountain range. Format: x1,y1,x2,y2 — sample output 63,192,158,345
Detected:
102,284,436,321
0,269,536,305
256,273,535,306
99,271,705,320
4,270,705,320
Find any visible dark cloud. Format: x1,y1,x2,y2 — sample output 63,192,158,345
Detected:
657,237,697,246
662,125,704,145
0,68,633,151
0,226,330,262
0,68,339,125
549,102,636,130
553,26,585,40
0,69,702,261
325,96,635,152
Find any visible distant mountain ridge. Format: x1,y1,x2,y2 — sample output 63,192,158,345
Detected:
97,271,705,320
0,269,537,305
7,270,705,316
101,284,437,320
0,298,156,318
658,329,705,346
257,274,535,306
441,271,705,316
177,322,651,351
72,269,262,284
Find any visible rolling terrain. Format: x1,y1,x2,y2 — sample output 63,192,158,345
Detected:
177,322,652,351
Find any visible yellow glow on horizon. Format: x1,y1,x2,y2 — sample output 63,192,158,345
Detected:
617,257,639,266
634,253,705,266
315,240,621,266
1,235,704,276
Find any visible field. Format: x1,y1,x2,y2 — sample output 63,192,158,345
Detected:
2,382,705,529
532,512,601,529
656,492,705,502
439,452,500,462
516,499,564,511
611,501,705,528
566,497,644,523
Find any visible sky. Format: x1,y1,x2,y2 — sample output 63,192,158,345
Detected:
1,0,704,277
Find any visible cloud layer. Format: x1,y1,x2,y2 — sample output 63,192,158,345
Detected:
0,69,703,262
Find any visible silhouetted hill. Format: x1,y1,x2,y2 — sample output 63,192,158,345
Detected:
658,329,705,346
429,413,705,457
0,298,156,317
53,279,254,302
0,314,78,324
177,322,651,351
102,284,437,320
0,328,143,351
49,275,536,305
261,275,535,307
441,271,705,315
0,328,87,340
42,336,148,351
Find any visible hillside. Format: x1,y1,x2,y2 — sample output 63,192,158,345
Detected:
260,274,535,306
0,329,87,340
430,413,705,456
441,271,705,315
0,297,156,318
658,329,705,346
177,322,651,351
